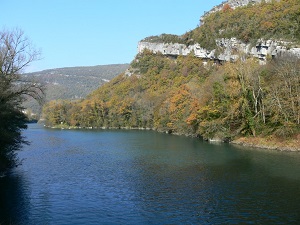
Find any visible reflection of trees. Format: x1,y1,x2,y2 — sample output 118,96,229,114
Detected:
0,172,30,224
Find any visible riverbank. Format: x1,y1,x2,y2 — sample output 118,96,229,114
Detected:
232,135,300,152
44,124,153,131
43,123,300,152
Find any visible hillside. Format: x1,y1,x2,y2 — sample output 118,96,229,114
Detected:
23,64,129,116
138,0,300,63
42,0,300,150
143,0,300,49
186,0,300,50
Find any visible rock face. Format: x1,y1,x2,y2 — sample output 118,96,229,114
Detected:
137,0,299,63
138,42,214,59
250,40,300,60
138,39,300,63
216,38,300,62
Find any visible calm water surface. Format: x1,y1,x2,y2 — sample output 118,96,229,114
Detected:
0,124,300,224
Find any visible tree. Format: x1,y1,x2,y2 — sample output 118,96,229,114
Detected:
264,55,300,136
0,28,45,171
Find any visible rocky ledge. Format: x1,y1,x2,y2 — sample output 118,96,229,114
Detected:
138,38,300,63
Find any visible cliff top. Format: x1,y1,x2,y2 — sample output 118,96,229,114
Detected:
200,0,273,23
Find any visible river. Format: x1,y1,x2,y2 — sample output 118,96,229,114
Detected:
0,123,300,224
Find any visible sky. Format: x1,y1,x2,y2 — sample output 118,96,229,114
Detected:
1,0,223,72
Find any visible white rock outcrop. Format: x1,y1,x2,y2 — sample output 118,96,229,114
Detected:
138,39,300,63
138,42,215,59
137,0,299,63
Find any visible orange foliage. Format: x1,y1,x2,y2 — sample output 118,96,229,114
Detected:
222,4,232,12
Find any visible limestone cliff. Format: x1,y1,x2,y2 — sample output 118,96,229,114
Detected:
138,38,300,63
137,0,300,63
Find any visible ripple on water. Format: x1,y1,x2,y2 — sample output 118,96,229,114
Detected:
0,124,299,225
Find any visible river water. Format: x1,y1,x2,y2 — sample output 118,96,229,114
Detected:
0,124,300,224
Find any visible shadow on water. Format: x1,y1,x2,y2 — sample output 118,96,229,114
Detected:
0,170,30,225
0,126,31,224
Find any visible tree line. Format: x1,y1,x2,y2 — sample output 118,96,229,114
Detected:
43,50,300,143
23,63,129,117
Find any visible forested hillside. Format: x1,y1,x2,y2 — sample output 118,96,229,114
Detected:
23,64,129,116
185,0,300,49
43,0,300,150
139,0,300,50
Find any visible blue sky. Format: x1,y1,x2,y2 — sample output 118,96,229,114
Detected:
1,0,223,72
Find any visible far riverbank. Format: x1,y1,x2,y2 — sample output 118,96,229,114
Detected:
42,123,300,152
232,135,300,152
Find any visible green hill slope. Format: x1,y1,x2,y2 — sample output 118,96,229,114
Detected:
23,64,129,116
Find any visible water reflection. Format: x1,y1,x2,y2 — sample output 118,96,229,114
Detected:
231,144,300,181
1,124,299,224
0,171,30,225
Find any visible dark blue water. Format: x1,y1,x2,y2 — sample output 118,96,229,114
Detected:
1,124,300,225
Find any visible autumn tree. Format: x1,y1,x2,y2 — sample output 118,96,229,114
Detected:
264,56,300,136
0,28,45,171
42,46,299,144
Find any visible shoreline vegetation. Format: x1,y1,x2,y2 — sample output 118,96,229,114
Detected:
42,55,300,153
43,123,300,152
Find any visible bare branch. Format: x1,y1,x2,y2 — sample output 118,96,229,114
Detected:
0,28,41,76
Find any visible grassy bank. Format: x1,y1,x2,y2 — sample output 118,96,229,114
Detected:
232,135,300,152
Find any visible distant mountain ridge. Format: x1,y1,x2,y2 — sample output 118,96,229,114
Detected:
23,64,129,116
